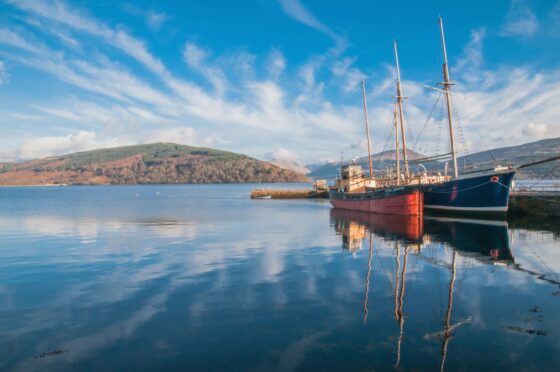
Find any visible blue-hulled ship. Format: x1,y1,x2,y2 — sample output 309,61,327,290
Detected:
418,18,515,215
422,167,515,215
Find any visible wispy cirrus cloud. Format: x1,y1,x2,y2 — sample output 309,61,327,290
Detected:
122,4,170,31
501,0,538,37
145,10,170,31
266,48,286,80
0,0,364,162
0,60,6,85
278,0,344,46
0,0,559,166
182,42,228,95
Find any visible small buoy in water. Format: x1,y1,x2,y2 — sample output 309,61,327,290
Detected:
156,192,160,195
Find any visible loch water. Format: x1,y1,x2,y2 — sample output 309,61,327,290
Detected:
0,184,559,371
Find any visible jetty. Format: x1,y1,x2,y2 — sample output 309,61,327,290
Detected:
251,180,329,199
250,189,328,199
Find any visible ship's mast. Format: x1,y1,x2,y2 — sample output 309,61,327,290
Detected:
439,17,459,178
393,40,409,178
394,101,400,185
361,80,374,178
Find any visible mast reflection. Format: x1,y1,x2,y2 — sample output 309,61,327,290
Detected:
330,209,514,370
394,241,409,368
363,233,373,324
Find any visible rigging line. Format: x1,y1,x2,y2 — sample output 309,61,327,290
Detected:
401,100,416,146
454,95,499,162
451,99,469,157
434,101,445,156
528,244,559,283
413,92,443,150
383,124,396,161
372,239,394,293
375,108,397,163
418,269,442,322
525,161,560,189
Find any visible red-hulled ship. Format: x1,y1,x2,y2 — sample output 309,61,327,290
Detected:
329,165,423,215
328,46,423,216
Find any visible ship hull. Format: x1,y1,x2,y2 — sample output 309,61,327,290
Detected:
422,170,515,215
329,187,423,215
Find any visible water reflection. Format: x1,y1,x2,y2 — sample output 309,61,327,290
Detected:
0,185,559,371
330,209,559,371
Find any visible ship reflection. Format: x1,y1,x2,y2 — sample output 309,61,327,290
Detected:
330,210,513,371
330,209,513,264
331,209,424,248
424,216,513,264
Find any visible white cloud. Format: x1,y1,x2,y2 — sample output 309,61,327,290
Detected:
0,27,40,53
501,0,538,37
10,112,43,120
6,0,169,76
331,57,366,92
18,131,99,159
0,61,6,85
148,127,218,147
522,122,559,138
145,10,170,31
1,1,559,167
182,42,227,95
457,28,485,70
266,48,286,80
123,5,170,31
267,147,309,173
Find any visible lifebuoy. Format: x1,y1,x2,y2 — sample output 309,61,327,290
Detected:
490,176,499,183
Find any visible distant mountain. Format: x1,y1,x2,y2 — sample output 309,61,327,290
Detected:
458,138,560,179
0,143,310,186
307,149,425,179
307,138,560,180
270,158,309,175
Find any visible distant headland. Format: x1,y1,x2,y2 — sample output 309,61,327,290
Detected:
0,143,310,186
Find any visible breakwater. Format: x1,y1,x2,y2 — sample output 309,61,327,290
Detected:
509,191,560,217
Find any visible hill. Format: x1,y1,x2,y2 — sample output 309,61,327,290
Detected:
307,138,560,180
0,162,14,171
0,143,310,186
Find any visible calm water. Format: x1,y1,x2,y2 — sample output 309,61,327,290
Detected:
0,184,559,371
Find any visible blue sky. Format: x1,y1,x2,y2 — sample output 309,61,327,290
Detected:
0,0,559,166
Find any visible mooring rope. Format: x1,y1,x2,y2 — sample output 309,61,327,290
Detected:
425,180,492,194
